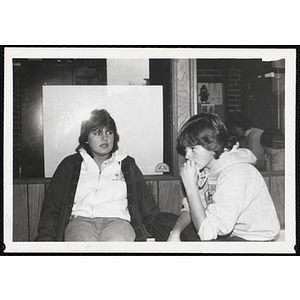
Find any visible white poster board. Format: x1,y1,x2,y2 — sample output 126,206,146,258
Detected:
43,85,163,176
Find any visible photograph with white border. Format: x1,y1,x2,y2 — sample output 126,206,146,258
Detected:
3,46,296,254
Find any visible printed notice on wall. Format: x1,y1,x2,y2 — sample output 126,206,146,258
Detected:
43,85,163,176
198,82,223,105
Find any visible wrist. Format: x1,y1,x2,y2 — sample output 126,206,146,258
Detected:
183,182,198,193
186,187,200,201
170,229,181,237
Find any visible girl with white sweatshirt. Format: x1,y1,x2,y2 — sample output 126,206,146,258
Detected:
153,113,280,242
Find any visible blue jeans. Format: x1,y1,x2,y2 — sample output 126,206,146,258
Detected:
64,216,136,242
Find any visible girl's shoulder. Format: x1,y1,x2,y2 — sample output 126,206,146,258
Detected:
124,155,135,163
60,153,82,164
121,155,138,172
217,162,259,180
55,153,82,173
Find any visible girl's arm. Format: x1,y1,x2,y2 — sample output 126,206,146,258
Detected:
185,185,206,232
181,160,206,232
168,210,192,241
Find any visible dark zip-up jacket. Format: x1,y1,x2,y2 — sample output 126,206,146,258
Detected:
35,153,159,241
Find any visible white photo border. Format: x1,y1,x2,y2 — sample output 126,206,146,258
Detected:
3,47,297,254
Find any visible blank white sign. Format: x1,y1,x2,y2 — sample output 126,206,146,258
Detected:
43,85,163,177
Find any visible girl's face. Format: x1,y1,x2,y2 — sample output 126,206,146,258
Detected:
185,145,215,170
88,127,114,159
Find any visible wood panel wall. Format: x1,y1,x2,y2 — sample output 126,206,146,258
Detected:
13,184,28,241
11,179,184,241
269,176,285,229
11,172,285,242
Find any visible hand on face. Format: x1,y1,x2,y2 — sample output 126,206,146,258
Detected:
180,159,198,190
184,145,215,171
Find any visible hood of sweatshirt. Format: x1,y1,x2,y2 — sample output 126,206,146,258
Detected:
209,146,257,177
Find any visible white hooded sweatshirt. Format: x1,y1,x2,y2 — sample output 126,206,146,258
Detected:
182,147,280,241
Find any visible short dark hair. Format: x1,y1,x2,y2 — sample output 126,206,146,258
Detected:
76,109,120,156
178,113,236,159
260,128,285,149
226,111,252,131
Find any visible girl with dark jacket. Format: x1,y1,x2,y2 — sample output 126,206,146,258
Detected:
35,109,159,242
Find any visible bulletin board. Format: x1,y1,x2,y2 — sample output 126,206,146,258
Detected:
43,85,163,176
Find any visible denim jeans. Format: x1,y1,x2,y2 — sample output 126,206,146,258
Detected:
64,216,136,242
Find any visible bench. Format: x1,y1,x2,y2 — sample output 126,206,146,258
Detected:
12,171,285,242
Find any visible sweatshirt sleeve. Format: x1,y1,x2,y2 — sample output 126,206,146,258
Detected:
198,167,248,240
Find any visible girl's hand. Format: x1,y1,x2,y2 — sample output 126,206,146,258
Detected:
265,153,271,171
181,160,198,190
233,141,240,150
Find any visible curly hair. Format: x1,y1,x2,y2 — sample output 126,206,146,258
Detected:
76,109,120,157
178,113,237,159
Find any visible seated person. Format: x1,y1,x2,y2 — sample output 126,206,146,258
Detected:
35,109,159,242
226,112,265,170
153,113,280,242
260,128,285,171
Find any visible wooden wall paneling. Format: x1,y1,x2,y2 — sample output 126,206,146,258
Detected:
158,180,184,215
28,184,45,241
146,181,158,204
13,184,28,241
270,176,285,229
